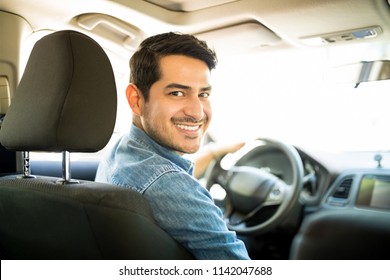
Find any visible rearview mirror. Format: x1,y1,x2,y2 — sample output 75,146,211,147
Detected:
332,60,390,87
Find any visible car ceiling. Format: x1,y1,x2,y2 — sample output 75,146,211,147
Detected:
1,0,390,61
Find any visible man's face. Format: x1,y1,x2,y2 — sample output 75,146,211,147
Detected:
140,55,212,155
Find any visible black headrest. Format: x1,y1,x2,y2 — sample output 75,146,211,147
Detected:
0,30,117,152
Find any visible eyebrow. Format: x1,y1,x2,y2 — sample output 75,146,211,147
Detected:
166,83,212,92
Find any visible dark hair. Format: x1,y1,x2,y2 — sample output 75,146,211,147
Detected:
129,32,217,100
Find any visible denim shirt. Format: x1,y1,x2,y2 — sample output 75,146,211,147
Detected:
95,124,250,260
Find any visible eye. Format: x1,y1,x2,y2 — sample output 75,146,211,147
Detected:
169,91,184,97
199,92,210,98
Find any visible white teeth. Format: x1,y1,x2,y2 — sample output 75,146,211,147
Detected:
176,124,199,131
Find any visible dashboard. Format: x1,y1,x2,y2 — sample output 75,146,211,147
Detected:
323,169,390,212
222,140,390,214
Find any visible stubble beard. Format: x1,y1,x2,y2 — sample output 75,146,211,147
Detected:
144,118,207,155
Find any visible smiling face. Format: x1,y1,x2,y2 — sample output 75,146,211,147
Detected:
128,55,213,155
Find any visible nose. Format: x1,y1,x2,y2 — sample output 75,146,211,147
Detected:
183,95,205,122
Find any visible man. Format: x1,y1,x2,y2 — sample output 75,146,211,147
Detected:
96,32,250,260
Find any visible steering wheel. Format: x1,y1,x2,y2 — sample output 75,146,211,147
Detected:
205,138,304,235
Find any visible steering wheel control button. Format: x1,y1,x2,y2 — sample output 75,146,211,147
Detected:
268,187,283,202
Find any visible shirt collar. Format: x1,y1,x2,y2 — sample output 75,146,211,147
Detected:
129,124,194,175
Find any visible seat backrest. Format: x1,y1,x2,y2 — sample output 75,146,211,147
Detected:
0,30,193,260
289,209,390,260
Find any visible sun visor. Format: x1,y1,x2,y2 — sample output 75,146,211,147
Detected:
145,0,239,12
195,22,281,55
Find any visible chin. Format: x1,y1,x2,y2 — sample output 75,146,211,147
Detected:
181,145,201,155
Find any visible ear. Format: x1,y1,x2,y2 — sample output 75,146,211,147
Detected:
126,83,143,116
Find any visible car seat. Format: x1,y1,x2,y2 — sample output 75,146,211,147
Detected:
289,209,390,259
0,30,193,260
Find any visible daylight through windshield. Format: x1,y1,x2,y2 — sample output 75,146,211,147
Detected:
208,48,390,152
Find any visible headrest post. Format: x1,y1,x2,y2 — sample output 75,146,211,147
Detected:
23,151,31,177
16,151,36,179
56,151,79,185
63,151,71,181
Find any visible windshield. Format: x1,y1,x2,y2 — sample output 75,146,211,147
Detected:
207,47,390,153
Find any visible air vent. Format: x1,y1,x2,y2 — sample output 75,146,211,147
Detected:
332,177,353,199
326,177,353,207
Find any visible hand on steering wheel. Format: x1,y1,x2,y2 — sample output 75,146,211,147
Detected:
205,138,304,235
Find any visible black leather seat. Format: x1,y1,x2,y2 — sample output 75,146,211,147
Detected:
289,209,390,260
0,30,193,260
